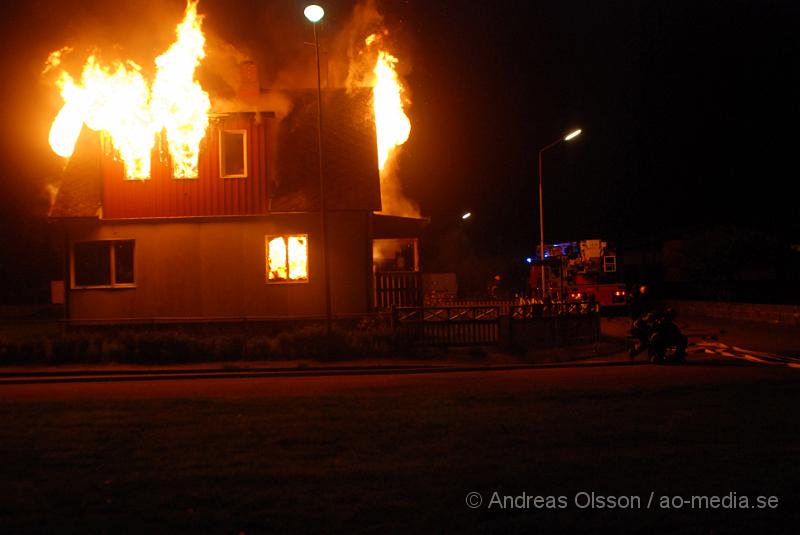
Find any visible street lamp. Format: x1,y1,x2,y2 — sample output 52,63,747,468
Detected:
303,4,324,23
537,128,582,301
304,4,332,333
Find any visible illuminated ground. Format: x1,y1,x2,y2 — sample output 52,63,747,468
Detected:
1,359,798,534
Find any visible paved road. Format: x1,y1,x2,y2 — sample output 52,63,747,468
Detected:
2,351,798,534
2,312,796,533
603,314,800,360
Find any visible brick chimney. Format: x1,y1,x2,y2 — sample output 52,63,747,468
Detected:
238,61,260,103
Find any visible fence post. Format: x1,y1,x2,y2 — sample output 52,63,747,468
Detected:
499,312,511,349
593,304,601,340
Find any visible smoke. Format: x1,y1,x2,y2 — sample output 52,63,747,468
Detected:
339,0,386,89
212,91,293,120
201,36,294,119
377,158,420,218
199,36,249,99
44,182,60,212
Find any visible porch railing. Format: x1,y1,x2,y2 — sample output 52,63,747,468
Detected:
374,271,423,310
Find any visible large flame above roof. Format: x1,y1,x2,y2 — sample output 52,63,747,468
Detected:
354,32,417,218
46,0,210,180
369,38,411,172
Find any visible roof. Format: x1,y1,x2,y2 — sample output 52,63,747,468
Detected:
371,213,430,239
271,88,381,212
48,127,103,218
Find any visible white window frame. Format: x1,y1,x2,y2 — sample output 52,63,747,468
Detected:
219,129,248,178
603,255,617,273
71,239,136,289
265,235,309,284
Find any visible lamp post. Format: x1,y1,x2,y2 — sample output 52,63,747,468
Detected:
304,4,332,333
537,128,581,301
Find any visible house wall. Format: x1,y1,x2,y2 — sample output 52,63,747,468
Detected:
102,115,274,219
64,212,372,323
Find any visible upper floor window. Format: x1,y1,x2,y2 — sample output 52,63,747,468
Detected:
603,255,617,273
220,129,247,178
72,240,135,289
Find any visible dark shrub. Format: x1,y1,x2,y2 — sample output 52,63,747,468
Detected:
244,336,274,360
50,333,98,364
271,326,352,361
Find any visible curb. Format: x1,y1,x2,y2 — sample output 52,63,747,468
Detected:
0,359,648,386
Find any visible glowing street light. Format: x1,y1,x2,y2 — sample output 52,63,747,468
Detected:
461,212,472,220
537,127,582,300
303,4,325,23
304,4,332,333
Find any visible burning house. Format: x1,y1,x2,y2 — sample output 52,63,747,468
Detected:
47,1,427,324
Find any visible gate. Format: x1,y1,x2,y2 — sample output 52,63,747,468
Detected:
392,305,501,346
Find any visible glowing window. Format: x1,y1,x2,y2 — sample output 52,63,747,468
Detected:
266,235,308,282
219,129,247,178
72,240,135,289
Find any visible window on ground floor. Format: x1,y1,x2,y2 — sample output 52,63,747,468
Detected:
266,235,308,282
72,240,135,288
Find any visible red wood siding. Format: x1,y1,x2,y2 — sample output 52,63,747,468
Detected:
102,115,271,219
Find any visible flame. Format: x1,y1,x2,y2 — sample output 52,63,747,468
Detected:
47,1,209,180
268,237,288,281
268,236,308,281
357,34,418,217
49,97,86,158
287,236,308,280
42,47,73,75
151,2,210,178
372,48,410,171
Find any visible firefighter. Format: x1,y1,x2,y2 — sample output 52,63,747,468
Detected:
628,284,655,359
628,284,654,319
487,275,501,298
655,308,688,360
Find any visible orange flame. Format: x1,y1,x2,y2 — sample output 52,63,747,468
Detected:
267,236,308,282
356,33,418,217
287,236,309,280
268,237,288,281
47,1,210,180
371,45,410,171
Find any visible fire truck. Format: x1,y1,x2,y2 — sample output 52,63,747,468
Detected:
530,239,627,310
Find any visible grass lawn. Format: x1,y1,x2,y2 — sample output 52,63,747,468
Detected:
0,371,798,533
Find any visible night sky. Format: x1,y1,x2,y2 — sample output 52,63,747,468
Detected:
0,0,798,300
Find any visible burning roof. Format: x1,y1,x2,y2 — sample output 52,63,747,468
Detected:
47,1,209,180
49,88,381,218
45,0,417,219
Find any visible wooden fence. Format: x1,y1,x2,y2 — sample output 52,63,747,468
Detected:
392,301,599,347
